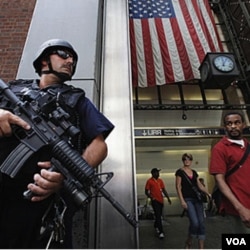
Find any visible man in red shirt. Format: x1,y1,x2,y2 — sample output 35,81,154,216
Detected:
145,168,171,239
209,111,250,232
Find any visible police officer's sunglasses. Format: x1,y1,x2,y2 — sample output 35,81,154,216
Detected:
51,50,74,60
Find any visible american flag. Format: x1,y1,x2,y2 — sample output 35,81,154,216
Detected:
129,0,224,87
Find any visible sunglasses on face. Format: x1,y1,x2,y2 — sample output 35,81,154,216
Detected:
52,50,74,60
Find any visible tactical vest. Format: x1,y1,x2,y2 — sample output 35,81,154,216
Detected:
1,79,86,150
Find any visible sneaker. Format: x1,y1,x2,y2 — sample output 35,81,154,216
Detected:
159,233,164,239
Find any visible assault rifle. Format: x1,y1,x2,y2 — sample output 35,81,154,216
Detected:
0,79,138,228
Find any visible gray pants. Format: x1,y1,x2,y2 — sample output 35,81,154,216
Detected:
227,215,250,234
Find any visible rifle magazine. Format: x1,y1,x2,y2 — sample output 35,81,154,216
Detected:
0,143,33,177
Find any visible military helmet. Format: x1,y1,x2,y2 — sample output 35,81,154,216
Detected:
33,39,78,76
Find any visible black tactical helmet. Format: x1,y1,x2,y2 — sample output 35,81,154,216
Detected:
33,39,78,77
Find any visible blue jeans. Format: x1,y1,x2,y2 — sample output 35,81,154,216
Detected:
185,198,205,240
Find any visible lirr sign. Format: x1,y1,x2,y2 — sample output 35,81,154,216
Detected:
134,127,250,138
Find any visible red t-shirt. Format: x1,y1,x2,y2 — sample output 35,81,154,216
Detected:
145,177,165,204
209,136,250,216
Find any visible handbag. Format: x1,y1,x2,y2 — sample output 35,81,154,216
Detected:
181,170,207,203
210,143,250,215
194,188,207,203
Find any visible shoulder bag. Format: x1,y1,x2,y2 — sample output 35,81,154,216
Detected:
181,169,207,203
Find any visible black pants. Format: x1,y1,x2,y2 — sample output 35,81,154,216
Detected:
151,200,164,233
0,195,73,249
0,198,51,248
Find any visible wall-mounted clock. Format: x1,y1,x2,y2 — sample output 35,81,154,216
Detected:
199,52,239,89
213,55,235,72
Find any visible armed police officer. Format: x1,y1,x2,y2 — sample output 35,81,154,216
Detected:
0,39,114,248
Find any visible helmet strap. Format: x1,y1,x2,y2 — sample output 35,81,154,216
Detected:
41,59,72,82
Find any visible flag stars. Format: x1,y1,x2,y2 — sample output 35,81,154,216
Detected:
129,0,175,19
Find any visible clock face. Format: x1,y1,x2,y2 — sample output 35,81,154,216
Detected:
213,55,234,72
200,62,209,82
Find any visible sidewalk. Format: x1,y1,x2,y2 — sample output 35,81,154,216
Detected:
138,215,233,249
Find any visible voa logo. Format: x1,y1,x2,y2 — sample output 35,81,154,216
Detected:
226,237,246,246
